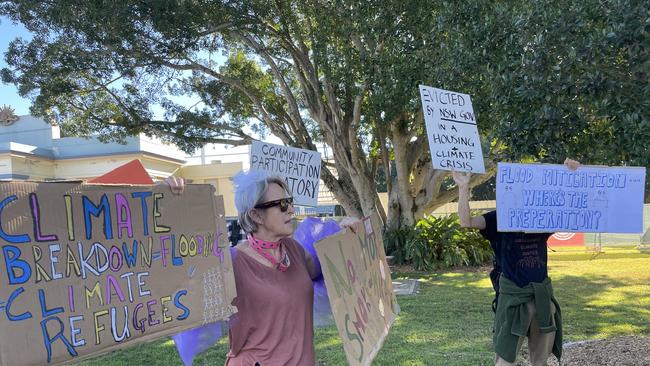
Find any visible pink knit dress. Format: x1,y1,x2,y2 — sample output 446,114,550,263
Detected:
225,238,315,366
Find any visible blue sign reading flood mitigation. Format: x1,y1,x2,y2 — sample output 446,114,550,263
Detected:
496,163,646,233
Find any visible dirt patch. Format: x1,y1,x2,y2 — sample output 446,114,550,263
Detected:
517,336,650,366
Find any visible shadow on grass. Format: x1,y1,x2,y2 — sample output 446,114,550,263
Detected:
369,272,496,365
552,273,650,341
550,251,650,262
365,269,649,365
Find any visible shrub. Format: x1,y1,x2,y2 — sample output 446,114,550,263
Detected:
383,226,417,266
384,214,492,271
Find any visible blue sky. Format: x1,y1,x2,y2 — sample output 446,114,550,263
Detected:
0,15,276,148
0,15,206,119
0,16,32,115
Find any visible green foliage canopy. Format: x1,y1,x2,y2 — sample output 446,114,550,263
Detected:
1,0,648,224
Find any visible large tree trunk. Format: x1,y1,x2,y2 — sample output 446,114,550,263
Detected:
382,113,497,230
388,120,416,229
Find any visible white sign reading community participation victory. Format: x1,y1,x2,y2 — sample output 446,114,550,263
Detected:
496,163,646,233
250,140,321,206
419,85,485,173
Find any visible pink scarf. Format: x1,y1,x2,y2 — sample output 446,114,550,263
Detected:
247,234,291,272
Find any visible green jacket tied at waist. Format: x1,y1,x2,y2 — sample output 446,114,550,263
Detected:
494,276,563,363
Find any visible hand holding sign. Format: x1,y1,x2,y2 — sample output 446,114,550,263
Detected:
163,176,186,195
452,170,471,187
338,216,361,234
564,158,581,171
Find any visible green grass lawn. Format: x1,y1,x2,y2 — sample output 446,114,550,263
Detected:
73,247,650,365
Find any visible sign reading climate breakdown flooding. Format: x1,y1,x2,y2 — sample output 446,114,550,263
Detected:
419,85,485,173
316,213,399,366
0,182,237,366
250,141,322,207
496,163,646,233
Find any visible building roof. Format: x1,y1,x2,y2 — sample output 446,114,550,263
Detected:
0,114,186,162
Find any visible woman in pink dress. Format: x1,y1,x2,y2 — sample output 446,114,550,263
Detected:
167,170,356,366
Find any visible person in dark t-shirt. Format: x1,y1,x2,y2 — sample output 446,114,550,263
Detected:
480,210,552,288
453,158,580,366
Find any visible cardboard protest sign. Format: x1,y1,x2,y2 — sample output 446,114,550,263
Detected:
0,182,237,366
419,85,485,173
250,140,321,206
315,213,399,366
496,163,646,233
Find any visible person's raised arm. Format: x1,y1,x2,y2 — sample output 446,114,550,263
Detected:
452,171,486,230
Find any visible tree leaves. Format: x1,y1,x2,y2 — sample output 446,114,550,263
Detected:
2,0,648,226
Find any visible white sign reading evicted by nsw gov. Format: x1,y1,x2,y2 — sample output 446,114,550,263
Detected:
419,85,485,173
496,163,646,233
250,140,321,207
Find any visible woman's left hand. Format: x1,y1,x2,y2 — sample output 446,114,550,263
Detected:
338,216,361,234
161,176,185,194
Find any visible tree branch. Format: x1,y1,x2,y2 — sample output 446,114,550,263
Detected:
347,90,370,179
157,57,281,131
234,31,306,140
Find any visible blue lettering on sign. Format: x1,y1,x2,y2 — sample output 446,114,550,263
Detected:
6,287,33,321
83,195,114,240
3,245,32,284
174,290,190,320
131,192,152,236
41,316,77,362
0,195,30,243
122,240,138,268
39,289,64,318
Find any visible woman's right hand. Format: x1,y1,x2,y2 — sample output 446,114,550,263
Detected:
164,176,185,195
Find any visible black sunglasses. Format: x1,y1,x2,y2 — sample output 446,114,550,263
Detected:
254,197,294,212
